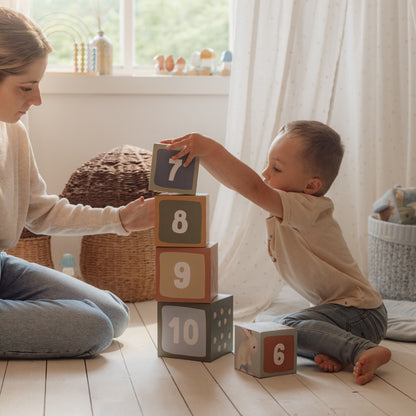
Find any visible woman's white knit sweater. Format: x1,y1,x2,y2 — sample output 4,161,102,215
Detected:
0,121,127,250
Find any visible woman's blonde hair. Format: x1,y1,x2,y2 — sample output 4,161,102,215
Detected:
0,7,52,81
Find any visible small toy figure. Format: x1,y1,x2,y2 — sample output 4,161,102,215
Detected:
220,50,232,76
60,253,77,277
173,57,186,75
199,48,215,75
187,51,201,75
165,54,175,72
153,54,167,74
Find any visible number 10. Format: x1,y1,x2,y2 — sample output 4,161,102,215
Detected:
168,316,199,345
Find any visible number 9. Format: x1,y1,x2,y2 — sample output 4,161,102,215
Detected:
174,262,191,289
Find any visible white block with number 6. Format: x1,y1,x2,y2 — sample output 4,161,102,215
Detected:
234,322,297,378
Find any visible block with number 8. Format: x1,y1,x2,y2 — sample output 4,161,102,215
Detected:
234,322,297,378
156,243,218,303
155,194,209,247
149,143,199,194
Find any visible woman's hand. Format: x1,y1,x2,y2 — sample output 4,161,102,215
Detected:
119,196,155,232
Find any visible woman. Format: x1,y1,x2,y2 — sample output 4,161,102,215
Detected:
0,7,154,359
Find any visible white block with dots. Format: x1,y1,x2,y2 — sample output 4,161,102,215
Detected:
158,294,233,362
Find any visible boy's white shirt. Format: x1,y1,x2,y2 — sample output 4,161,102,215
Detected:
266,190,382,309
0,121,128,251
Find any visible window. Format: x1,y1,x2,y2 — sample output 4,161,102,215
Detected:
29,0,230,74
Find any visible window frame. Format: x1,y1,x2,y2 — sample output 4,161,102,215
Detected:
25,0,233,76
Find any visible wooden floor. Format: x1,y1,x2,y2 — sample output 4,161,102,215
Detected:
0,300,415,416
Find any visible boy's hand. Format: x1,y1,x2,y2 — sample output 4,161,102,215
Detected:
119,196,155,232
161,133,211,167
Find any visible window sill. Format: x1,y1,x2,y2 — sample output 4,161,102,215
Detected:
42,73,231,96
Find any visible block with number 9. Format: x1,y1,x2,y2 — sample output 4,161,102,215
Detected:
156,243,218,303
158,294,233,361
149,143,199,194
155,194,209,247
234,322,297,378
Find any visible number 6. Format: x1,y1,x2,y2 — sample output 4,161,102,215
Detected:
274,343,285,365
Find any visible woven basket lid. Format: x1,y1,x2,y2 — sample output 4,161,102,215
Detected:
60,145,158,207
20,228,38,239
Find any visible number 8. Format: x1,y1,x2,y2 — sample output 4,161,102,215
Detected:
172,210,188,234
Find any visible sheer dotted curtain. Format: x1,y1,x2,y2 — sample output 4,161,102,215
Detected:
212,0,416,319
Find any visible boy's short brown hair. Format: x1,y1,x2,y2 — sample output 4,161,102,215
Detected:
278,120,344,195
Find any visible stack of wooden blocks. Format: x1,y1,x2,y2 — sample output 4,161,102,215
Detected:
149,143,297,377
149,144,233,362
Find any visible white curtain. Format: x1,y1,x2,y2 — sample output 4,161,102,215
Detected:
213,0,416,319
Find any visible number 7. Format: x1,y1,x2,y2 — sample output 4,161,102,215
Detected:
168,158,183,181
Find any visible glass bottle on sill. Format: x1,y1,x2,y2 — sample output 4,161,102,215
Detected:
90,31,113,75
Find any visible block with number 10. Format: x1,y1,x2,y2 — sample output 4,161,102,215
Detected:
158,294,233,361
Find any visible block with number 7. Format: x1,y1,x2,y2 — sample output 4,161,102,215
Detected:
149,143,199,194
156,243,218,303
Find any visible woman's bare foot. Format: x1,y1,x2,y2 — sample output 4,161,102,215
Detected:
353,346,391,385
314,354,344,372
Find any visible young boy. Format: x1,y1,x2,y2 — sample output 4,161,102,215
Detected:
163,120,391,385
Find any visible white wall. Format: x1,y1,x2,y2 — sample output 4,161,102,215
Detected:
28,74,230,271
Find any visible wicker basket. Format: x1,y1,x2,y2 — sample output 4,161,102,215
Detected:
5,228,54,269
368,215,416,301
61,145,158,302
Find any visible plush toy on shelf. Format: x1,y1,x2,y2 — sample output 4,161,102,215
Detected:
373,185,416,224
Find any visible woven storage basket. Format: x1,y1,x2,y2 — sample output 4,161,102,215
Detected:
368,215,416,301
60,145,158,302
5,228,54,269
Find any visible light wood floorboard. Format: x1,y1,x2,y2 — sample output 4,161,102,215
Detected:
0,299,414,416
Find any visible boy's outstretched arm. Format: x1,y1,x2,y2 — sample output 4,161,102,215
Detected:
162,134,283,218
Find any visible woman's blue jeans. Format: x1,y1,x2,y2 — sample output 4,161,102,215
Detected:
273,301,388,365
0,252,129,359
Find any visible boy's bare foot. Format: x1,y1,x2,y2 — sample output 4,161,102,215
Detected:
353,346,391,385
314,354,344,372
